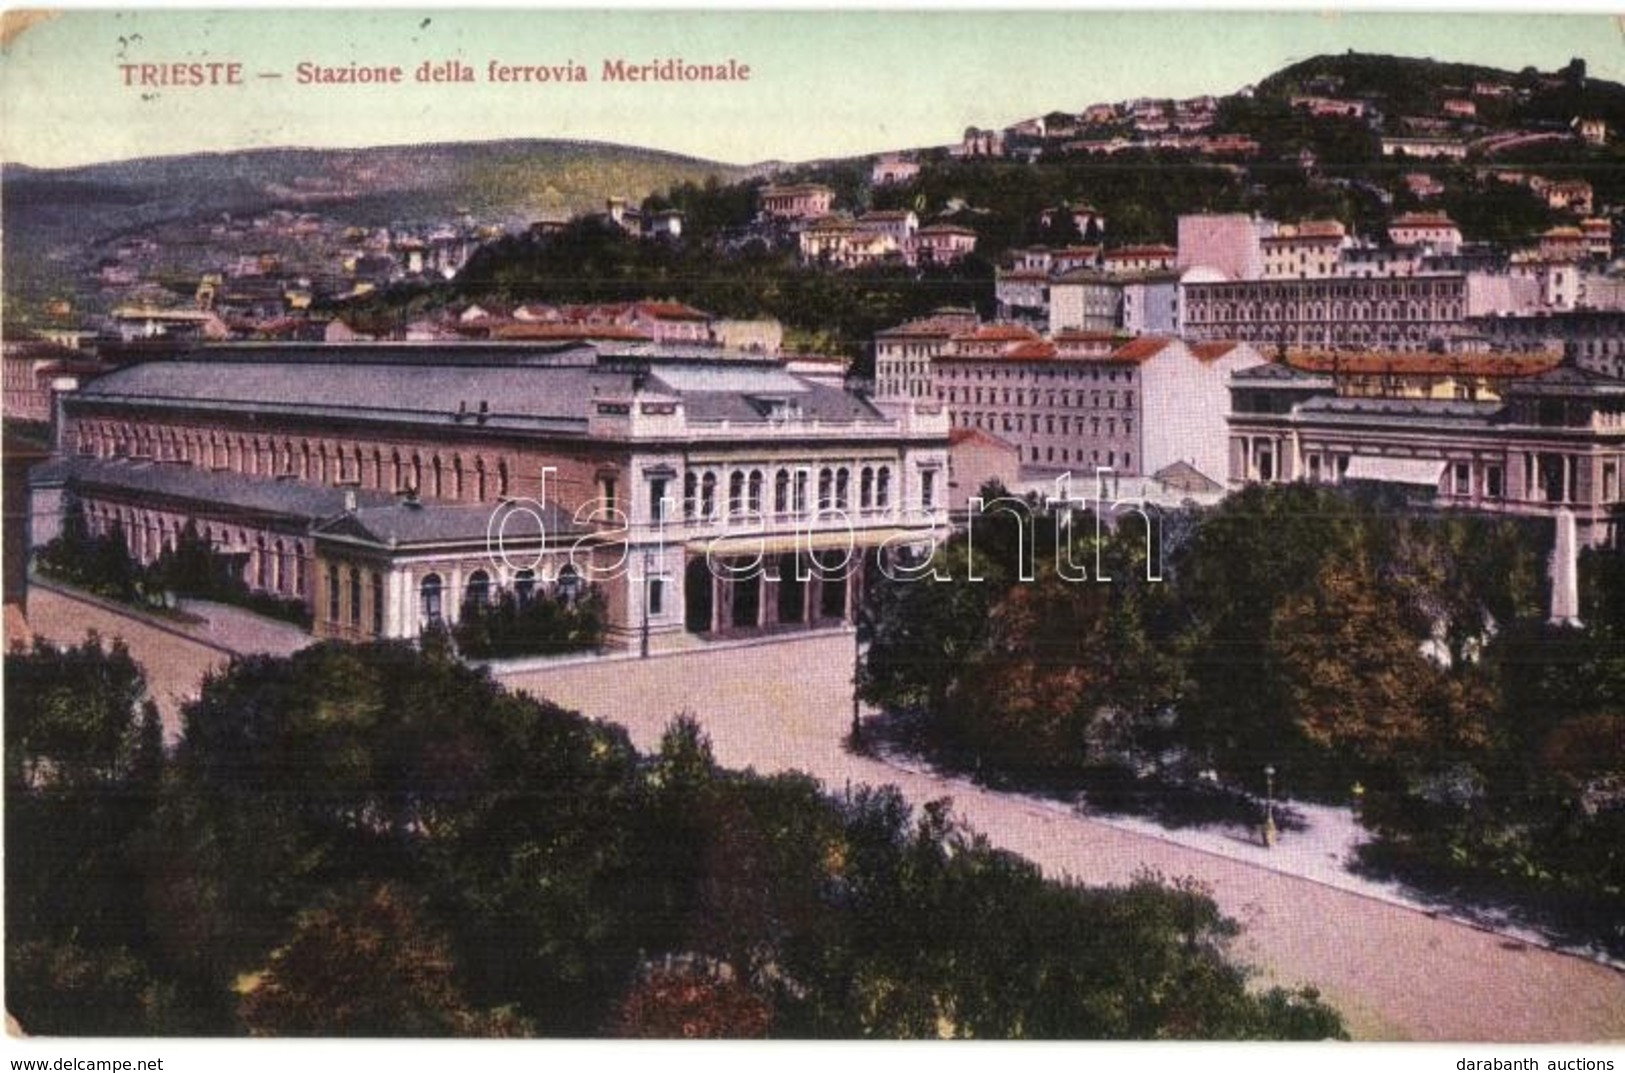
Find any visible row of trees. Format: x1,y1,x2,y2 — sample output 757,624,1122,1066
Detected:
859,484,1624,926
5,635,1344,1038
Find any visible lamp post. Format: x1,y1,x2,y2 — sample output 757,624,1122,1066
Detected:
1262,764,1278,848
639,547,652,659
850,624,863,746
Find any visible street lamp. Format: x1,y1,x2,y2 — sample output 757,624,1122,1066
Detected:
639,548,652,659
1262,764,1278,848
850,625,863,745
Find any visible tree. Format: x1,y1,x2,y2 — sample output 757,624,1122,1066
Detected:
238,883,529,1037
1170,484,1367,782
1272,550,1450,774
614,962,773,1038
4,636,172,1034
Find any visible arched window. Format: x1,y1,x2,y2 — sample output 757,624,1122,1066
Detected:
728,471,745,515
835,467,850,510
452,456,464,500
465,569,491,608
431,456,443,498
371,449,383,490
556,564,582,605
348,567,363,628
318,444,330,484
818,468,833,509
700,472,717,518
411,454,423,494
272,539,286,594
684,471,698,518
475,458,487,501
877,466,892,508
294,543,308,597
497,460,510,498
774,469,790,515
747,470,763,513
300,442,312,480
860,466,874,509
419,573,444,624
514,568,536,606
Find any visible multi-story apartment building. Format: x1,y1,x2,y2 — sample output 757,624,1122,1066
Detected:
1388,212,1463,254
1471,311,1625,380
44,343,950,649
932,335,1261,485
1182,271,1469,350
1049,270,1179,335
1260,220,1349,279
873,309,981,401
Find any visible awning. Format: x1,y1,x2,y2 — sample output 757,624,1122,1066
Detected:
1343,456,1446,486
690,527,941,557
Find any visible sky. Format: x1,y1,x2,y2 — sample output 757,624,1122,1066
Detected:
3,7,1624,170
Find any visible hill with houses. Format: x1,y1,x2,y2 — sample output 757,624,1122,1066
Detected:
6,51,1622,349
1,139,749,320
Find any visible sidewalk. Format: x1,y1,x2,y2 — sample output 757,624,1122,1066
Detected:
175,597,313,658
879,747,1624,971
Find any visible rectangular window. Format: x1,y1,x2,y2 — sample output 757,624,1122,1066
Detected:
372,573,385,636
649,578,664,617
1486,465,1505,500
326,565,340,623
921,471,936,510
650,478,667,524
1454,462,1471,496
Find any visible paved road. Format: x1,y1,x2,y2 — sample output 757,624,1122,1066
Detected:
25,586,312,740
519,630,1625,1043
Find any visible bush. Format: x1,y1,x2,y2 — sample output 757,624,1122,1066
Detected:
453,584,607,659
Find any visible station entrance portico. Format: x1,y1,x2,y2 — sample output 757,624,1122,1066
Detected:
684,542,870,637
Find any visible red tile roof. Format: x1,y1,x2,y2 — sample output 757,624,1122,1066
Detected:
950,427,1019,450
1108,337,1177,363
1190,341,1243,362
634,301,712,321
1390,213,1458,228
951,324,1042,344
1005,341,1059,360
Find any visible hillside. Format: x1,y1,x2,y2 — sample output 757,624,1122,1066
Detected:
1,139,747,316
1253,52,1625,128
